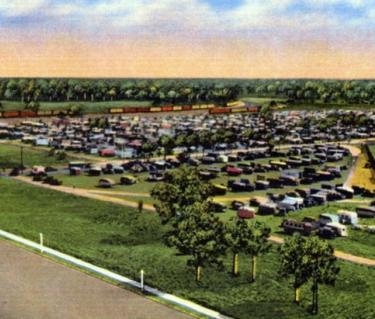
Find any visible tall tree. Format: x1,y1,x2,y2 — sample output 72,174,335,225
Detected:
279,234,312,304
305,237,340,315
243,222,271,281
279,235,340,314
166,202,227,282
151,165,212,224
159,135,175,160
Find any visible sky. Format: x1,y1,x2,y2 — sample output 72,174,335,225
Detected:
0,0,374,79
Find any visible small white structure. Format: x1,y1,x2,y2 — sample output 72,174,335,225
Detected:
327,222,348,237
337,210,358,225
217,154,228,163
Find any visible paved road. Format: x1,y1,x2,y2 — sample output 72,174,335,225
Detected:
0,240,192,319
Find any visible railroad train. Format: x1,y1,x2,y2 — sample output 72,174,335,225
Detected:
0,104,260,119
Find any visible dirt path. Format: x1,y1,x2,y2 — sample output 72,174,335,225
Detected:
91,190,151,197
15,176,156,211
0,239,192,319
13,177,375,267
269,236,375,266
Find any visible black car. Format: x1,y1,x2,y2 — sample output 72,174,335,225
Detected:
318,227,336,239
231,200,245,210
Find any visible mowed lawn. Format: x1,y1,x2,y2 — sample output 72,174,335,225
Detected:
0,143,70,169
0,100,152,113
369,145,375,159
0,177,374,319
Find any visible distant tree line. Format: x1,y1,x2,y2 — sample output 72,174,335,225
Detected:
245,79,375,105
0,78,241,106
0,78,374,106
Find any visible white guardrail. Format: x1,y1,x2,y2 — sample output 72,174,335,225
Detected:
0,229,231,319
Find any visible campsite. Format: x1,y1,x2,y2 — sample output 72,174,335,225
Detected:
0,89,375,319
1,1,375,317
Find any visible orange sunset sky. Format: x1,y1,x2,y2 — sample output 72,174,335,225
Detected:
0,0,374,79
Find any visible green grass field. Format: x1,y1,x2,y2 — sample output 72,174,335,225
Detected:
369,145,375,158
241,97,286,106
241,96,375,111
0,177,374,319
0,100,152,113
0,143,71,169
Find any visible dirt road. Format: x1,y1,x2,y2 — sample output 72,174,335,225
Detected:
269,236,375,266
15,176,156,211
0,239,192,319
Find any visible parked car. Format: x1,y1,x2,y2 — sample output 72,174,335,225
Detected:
227,166,243,176
209,201,226,213
318,226,336,239
212,184,227,196
231,200,245,210
281,219,316,236
120,175,137,185
237,206,256,219
356,206,375,217
338,210,358,225
258,203,277,215
98,178,115,188
326,222,348,237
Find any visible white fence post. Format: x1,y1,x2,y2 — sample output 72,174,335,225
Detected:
140,269,144,292
39,233,44,253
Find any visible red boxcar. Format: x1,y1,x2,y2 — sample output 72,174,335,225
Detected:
20,111,37,117
2,111,20,118
210,108,231,114
161,106,173,112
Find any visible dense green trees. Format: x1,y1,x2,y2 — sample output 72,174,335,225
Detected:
151,165,212,224
279,234,340,314
166,202,227,282
226,219,270,278
0,78,373,106
152,166,340,314
0,78,242,106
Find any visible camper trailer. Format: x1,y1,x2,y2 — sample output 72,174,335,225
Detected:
281,219,316,236
326,222,348,237
319,213,340,225
338,210,358,225
356,206,375,218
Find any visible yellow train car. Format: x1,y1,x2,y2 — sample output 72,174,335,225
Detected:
150,107,162,112
109,108,123,114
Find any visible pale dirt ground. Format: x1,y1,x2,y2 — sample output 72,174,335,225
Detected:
0,239,192,319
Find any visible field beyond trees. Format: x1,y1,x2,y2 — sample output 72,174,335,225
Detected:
0,143,70,169
0,177,374,319
0,100,152,113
